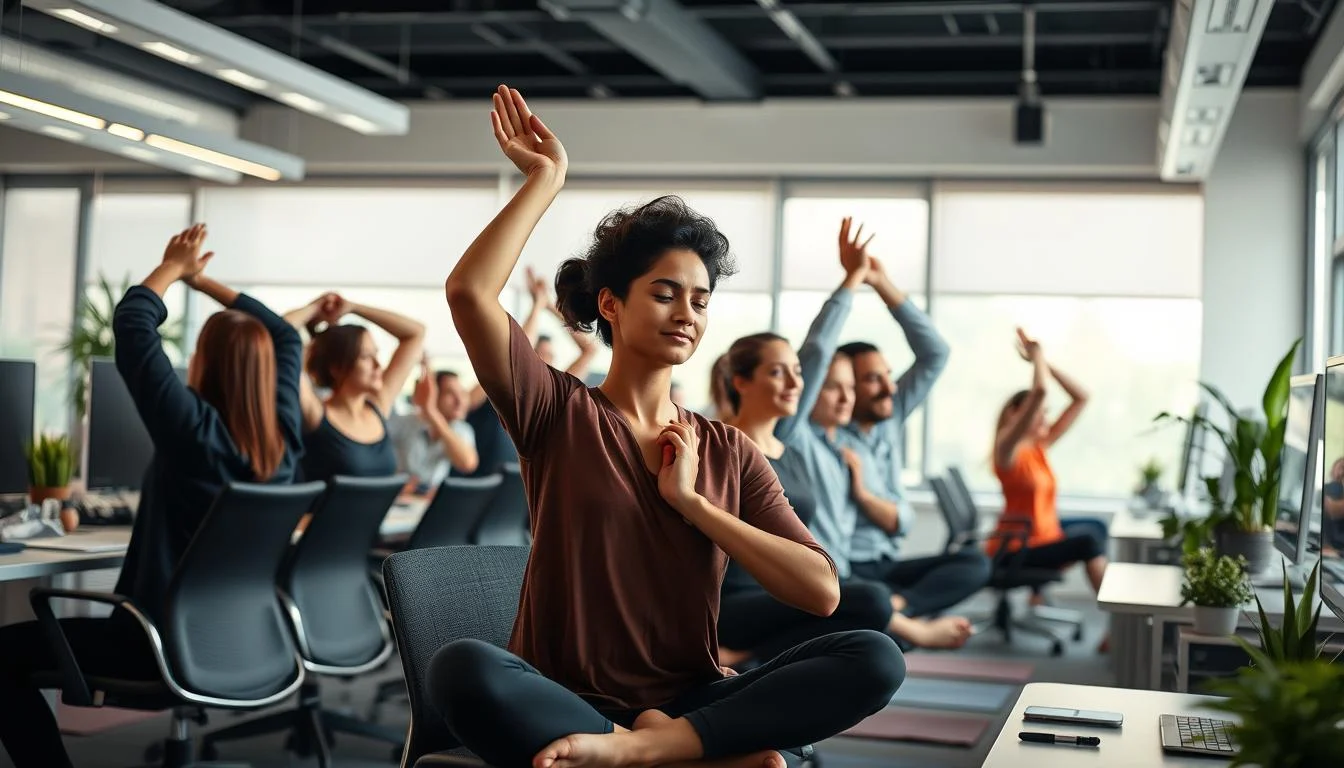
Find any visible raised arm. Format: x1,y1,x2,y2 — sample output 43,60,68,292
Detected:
775,217,870,443
334,300,426,415
521,265,551,344
283,295,333,431
842,447,903,534
445,85,567,400
994,328,1048,470
410,362,480,473
1042,360,1088,447
866,258,950,420
563,328,600,380
114,225,215,445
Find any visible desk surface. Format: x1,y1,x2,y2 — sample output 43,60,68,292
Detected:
1110,506,1167,543
983,683,1230,767
0,528,130,582
1097,562,1191,616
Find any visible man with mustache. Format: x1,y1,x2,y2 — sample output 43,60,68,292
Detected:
834,271,990,641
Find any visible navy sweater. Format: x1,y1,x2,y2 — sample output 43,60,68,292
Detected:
111,287,304,623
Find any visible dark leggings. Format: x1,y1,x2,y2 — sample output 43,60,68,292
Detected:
718,578,894,660
0,615,159,768
428,630,904,768
851,549,993,617
1016,534,1105,570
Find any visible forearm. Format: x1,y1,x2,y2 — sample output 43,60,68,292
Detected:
521,300,545,342
1031,356,1048,391
682,496,839,616
871,273,907,309
447,172,564,306
1049,364,1088,402
564,344,598,379
853,488,902,535
189,276,240,308
140,265,182,298
422,407,479,472
352,304,425,342
283,301,324,332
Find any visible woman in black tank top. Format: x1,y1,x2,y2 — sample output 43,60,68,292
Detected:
285,293,425,481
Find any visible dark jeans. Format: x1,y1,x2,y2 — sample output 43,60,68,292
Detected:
851,549,992,617
427,630,904,768
1017,534,1105,570
0,614,159,768
1060,517,1109,551
718,578,895,660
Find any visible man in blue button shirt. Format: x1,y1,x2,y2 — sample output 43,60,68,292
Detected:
835,268,991,626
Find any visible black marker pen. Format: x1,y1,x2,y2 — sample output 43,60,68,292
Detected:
1019,731,1101,747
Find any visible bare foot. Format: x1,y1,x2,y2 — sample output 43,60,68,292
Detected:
718,647,753,668
890,594,909,613
632,711,784,768
532,732,641,768
905,616,974,649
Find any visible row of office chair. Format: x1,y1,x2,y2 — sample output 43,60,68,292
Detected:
28,464,532,768
930,467,1085,657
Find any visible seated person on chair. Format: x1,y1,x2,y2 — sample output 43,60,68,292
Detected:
429,86,904,768
0,225,304,768
988,329,1108,604
389,361,480,492
285,292,426,482
830,266,991,632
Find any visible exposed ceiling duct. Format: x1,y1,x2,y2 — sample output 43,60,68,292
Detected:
1157,0,1276,181
538,0,762,100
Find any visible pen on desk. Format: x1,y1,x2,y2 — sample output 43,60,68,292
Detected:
1019,731,1101,747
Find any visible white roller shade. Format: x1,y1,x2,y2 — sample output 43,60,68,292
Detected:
89,193,192,284
781,192,928,292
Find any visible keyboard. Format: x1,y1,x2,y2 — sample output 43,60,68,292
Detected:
1159,714,1239,757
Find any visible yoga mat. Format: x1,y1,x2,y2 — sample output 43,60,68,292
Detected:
57,703,163,736
888,677,1017,713
903,653,1035,683
842,708,991,747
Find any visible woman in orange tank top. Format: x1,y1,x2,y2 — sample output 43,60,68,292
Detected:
987,329,1108,599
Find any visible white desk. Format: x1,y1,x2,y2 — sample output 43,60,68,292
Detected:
983,682,1232,767
1110,506,1168,563
0,528,130,583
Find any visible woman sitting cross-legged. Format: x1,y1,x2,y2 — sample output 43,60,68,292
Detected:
431,85,904,768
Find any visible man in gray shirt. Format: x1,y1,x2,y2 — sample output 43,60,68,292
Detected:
390,367,479,492
835,272,990,622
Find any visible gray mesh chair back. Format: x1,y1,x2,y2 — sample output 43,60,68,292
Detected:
163,481,326,700
945,467,981,528
407,475,504,550
472,464,529,546
284,474,406,669
382,545,529,766
931,475,978,553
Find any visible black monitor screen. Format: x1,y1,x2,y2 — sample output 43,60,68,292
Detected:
1276,375,1322,564
1319,360,1344,625
86,359,183,491
1177,400,1209,499
0,360,36,495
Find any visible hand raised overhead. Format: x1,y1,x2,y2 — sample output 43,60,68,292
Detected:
525,265,552,307
490,85,567,179
1016,327,1042,361
162,224,214,286
838,217,874,284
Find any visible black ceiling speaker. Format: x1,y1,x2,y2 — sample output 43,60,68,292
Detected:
1015,101,1045,145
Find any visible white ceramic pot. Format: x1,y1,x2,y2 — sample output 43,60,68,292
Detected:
1192,605,1239,636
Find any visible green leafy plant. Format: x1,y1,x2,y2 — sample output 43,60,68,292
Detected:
1235,561,1325,670
1139,457,1163,487
1179,548,1252,608
1207,661,1344,768
24,433,74,489
1156,339,1300,534
59,273,184,418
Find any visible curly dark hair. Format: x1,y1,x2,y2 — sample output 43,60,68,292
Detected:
554,195,737,347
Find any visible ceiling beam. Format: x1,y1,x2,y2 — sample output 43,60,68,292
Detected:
754,0,838,73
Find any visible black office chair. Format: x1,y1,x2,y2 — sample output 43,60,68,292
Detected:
29,481,325,768
411,475,505,550
201,475,407,766
930,475,1081,657
472,464,530,546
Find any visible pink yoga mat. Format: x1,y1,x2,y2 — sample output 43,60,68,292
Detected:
903,654,1035,683
57,703,163,736
842,709,990,747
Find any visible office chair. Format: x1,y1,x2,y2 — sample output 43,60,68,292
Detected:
29,481,325,768
201,475,407,766
930,475,1082,657
381,546,818,768
472,464,530,546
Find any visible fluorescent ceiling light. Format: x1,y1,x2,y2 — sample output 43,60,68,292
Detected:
106,122,144,140
144,134,282,181
119,146,158,161
41,125,85,142
24,0,410,135
140,41,201,65
0,88,105,128
278,92,325,114
51,8,118,34
217,69,268,90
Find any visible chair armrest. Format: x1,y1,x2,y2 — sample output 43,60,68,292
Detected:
29,588,138,707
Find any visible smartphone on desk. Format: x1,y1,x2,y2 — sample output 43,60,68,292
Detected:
1024,706,1124,728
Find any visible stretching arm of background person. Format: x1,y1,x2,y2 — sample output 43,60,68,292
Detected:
412,361,480,473
841,448,901,535
282,295,331,429
564,328,600,380
338,299,426,415
994,329,1049,470
871,258,950,422
1041,358,1089,448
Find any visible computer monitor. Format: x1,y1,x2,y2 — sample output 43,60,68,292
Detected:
1177,400,1209,501
1318,356,1344,625
1274,374,1324,564
0,360,36,495
86,358,184,491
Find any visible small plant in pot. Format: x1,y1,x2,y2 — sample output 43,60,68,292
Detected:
1136,457,1164,507
1180,548,1252,636
1156,339,1300,574
24,433,78,532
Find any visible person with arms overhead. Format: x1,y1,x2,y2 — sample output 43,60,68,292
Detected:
430,85,903,768
989,329,1108,620
389,359,480,492
0,225,304,768
285,292,425,481
832,254,989,632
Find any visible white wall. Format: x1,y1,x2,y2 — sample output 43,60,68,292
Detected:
1201,90,1306,408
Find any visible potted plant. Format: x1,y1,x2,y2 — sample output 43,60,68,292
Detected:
1207,661,1344,767
1179,548,1252,635
1156,339,1300,573
24,434,78,531
1136,457,1164,506
1235,561,1324,670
